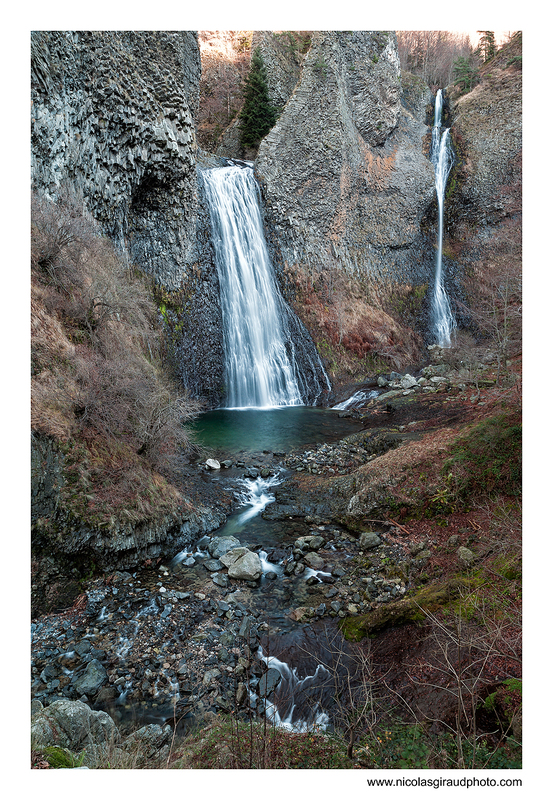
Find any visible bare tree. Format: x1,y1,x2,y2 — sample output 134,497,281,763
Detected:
397,31,473,88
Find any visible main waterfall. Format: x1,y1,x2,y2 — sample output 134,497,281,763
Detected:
201,164,329,409
430,90,456,347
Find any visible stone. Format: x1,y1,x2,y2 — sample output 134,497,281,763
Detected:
220,547,262,581
303,552,325,570
258,668,282,697
359,532,382,550
205,459,221,470
288,607,311,622
203,559,224,572
212,573,229,588
457,546,476,567
236,682,248,706
294,535,325,551
122,724,171,765
208,536,242,559
31,699,119,751
203,668,222,685
73,659,108,697
400,374,418,389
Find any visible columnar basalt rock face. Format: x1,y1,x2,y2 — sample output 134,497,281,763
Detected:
255,31,436,287
31,30,201,289
449,60,522,227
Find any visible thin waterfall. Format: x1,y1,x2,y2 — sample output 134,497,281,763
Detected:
201,165,328,409
430,90,456,347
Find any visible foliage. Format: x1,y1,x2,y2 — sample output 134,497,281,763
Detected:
361,725,430,768
174,717,353,769
31,189,200,524
43,746,85,768
197,31,251,150
452,56,480,93
443,412,522,502
477,31,497,63
440,734,521,769
239,47,278,150
273,30,312,60
396,30,472,87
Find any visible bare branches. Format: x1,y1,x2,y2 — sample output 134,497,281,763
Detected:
396,31,473,88
31,190,200,485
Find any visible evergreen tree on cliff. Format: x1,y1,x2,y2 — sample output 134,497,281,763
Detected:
478,31,497,63
239,47,277,150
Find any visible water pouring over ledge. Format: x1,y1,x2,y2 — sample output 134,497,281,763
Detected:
201,164,329,409
430,90,456,348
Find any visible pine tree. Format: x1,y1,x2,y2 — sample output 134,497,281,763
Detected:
239,47,277,150
477,31,497,63
452,55,479,93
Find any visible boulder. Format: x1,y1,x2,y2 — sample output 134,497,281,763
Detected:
359,532,382,550
400,374,418,389
121,724,172,766
294,535,325,551
303,552,325,570
203,559,223,572
73,659,108,697
31,699,119,752
208,535,242,559
457,546,476,568
258,668,282,697
220,547,262,581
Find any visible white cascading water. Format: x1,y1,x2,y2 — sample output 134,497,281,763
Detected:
257,649,330,732
201,165,306,409
430,90,456,347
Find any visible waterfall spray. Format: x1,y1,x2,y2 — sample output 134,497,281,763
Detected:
430,90,456,347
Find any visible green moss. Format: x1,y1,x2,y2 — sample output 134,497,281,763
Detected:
340,577,473,640
443,412,522,501
44,746,85,768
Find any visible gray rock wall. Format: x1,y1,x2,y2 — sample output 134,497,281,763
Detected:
255,31,436,289
449,65,522,226
31,30,201,289
31,433,225,616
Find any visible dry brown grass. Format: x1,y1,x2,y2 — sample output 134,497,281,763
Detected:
31,189,200,523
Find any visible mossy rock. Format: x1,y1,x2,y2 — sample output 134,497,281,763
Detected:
340,577,472,641
43,746,85,768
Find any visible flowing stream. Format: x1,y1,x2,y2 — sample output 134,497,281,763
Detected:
201,164,329,409
430,90,456,347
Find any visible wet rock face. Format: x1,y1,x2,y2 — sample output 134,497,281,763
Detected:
255,31,435,287
31,30,201,289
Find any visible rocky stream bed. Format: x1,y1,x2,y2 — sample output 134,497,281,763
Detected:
31,349,508,765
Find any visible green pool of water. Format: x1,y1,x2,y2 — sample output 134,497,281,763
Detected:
190,406,362,456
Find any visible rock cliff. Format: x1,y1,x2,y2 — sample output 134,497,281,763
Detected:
31,30,201,289
255,32,435,289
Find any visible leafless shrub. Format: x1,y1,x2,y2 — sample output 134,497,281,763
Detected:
397,31,473,88
415,590,521,768
31,189,199,487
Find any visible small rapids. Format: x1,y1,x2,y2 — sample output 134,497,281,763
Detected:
257,649,331,732
332,389,379,411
